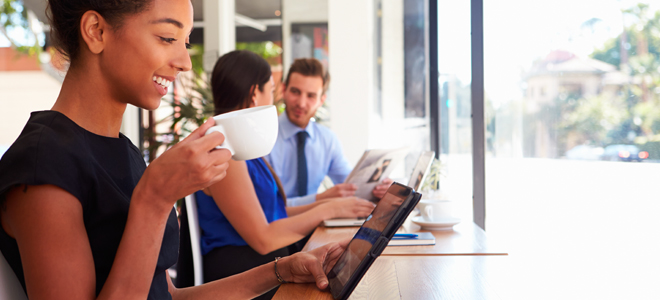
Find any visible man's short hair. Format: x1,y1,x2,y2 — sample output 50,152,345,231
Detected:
284,58,331,95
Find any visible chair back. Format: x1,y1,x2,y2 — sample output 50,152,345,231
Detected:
185,193,204,286
1,252,28,300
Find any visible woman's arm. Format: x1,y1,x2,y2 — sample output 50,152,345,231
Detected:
0,121,232,300
2,184,172,300
285,196,376,217
168,240,350,300
207,160,374,255
168,258,281,300
2,185,98,300
284,199,328,217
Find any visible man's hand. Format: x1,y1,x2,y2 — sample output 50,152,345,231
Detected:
278,239,350,289
371,178,394,199
316,183,357,201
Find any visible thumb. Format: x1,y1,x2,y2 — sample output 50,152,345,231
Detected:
309,260,329,289
184,118,216,143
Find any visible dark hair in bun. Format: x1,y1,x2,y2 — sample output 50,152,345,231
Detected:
47,0,153,63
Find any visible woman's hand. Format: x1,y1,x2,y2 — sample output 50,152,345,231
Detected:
371,178,394,199
322,197,376,219
278,239,350,289
134,119,232,210
316,183,358,200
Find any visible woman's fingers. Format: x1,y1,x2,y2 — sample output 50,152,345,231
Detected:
294,251,331,289
208,147,232,166
358,200,375,216
356,198,376,209
178,119,227,153
308,241,350,276
184,133,231,186
338,237,351,248
174,119,217,149
341,198,374,217
307,259,329,289
194,130,226,152
191,118,216,139
322,243,347,273
194,152,231,189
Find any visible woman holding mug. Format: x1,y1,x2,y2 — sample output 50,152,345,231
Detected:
0,1,349,299
197,50,375,297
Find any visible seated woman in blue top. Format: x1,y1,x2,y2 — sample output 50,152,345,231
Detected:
197,50,375,295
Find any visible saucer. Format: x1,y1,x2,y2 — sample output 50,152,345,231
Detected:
411,216,461,230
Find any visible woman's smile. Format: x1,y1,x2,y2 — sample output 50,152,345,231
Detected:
152,75,174,96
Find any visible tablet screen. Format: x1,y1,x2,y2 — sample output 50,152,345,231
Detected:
327,184,411,296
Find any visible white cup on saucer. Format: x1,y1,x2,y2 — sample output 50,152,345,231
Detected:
204,105,278,161
417,199,453,222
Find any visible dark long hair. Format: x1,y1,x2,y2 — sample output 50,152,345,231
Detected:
211,50,272,115
47,0,153,63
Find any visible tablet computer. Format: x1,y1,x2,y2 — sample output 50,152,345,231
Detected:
326,182,422,300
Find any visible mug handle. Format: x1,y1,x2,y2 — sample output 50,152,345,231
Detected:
204,125,235,156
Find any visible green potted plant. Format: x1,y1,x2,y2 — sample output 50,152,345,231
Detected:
419,158,447,200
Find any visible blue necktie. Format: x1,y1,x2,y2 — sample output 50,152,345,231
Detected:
296,131,308,197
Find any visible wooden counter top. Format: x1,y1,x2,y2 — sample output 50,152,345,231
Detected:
273,255,509,300
303,219,507,256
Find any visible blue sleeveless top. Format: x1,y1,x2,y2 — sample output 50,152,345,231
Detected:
196,158,288,255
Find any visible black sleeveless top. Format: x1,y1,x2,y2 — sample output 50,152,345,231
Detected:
0,111,179,299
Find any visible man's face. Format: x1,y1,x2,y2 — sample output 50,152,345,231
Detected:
283,72,326,128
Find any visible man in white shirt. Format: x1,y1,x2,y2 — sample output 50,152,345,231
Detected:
266,58,392,207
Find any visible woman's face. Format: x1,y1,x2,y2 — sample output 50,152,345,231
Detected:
251,76,275,107
99,0,193,110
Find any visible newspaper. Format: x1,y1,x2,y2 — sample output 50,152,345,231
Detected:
344,147,409,201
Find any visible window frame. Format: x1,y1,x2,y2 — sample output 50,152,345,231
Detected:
429,0,486,229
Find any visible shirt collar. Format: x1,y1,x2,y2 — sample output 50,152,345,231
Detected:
280,113,315,141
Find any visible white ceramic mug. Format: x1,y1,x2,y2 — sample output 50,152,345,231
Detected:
417,199,453,222
204,105,278,161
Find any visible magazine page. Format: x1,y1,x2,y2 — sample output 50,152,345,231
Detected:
344,147,409,201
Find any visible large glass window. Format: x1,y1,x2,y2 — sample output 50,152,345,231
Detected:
436,0,473,222
373,0,431,182
320,0,432,184
403,0,428,118
484,1,660,297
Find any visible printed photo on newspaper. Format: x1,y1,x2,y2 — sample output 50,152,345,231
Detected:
344,147,409,201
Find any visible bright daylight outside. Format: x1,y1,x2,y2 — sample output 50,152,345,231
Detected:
436,0,659,298
478,0,660,298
